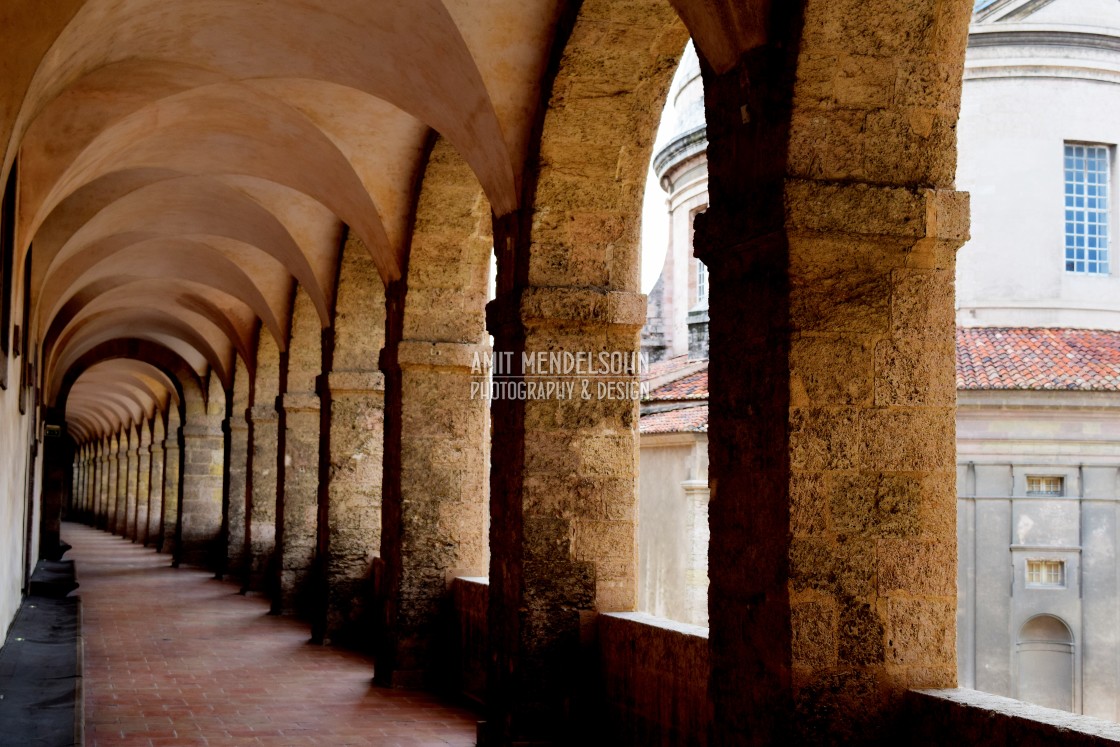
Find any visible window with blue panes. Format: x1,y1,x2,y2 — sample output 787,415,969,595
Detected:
1064,143,1110,275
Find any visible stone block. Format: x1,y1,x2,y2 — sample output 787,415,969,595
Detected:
828,471,923,538
789,407,859,471
859,408,953,472
791,598,838,668
887,597,954,667
790,334,874,407
874,336,955,407
877,538,955,596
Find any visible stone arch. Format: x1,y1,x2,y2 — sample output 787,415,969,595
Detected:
53,339,199,422
1017,614,1076,712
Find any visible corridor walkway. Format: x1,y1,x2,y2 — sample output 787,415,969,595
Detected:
64,522,478,746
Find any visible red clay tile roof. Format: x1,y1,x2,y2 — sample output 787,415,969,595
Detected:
640,405,709,434
643,354,697,380
956,328,1120,391
646,368,709,400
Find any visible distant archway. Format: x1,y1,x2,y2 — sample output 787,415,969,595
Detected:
1017,614,1075,712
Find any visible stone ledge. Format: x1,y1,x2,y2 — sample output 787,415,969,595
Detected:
599,612,709,747
907,688,1120,745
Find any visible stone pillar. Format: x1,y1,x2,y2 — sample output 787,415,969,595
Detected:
162,411,182,554
227,404,250,579
486,284,644,742
275,288,321,616
97,439,110,530
146,418,165,546
72,450,83,521
380,340,488,687
136,421,152,544
278,391,320,615
179,417,225,567
321,371,383,646
124,424,139,539
693,1,970,737
247,402,278,591
110,433,124,534
79,448,90,519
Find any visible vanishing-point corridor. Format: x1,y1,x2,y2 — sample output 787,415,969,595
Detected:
69,523,477,746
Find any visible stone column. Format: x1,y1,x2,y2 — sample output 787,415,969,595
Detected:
247,402,278,591
109,434,122,534
278,391,320,615
380,340,488,687
321,370,384,646
96,439,109,529
226,407,250,579
136,421,152,544
179,417,225,567
486,285,644,742
124,424,139,539
161,413,182,554
72,450,84,521
80,448,90,519
692,2,970,738
146,420,165,546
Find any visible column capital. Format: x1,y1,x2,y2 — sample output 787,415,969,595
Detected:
181,422,223,438
487,287,646,335
282,392,320,413
248,403,278,423
328,370,385,393
397,341,484,372
783,180,969,242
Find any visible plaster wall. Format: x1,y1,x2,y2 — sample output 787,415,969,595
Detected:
957,391,1120,718
637,433,708,626
0,361,32,640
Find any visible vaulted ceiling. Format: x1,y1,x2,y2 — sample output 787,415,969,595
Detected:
3,0,769,443
3,0,564,441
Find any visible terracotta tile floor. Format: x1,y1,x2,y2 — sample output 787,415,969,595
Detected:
63,522,479,746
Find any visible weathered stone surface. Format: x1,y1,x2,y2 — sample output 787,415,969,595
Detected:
226,357,251,579
179,416,224,568
323,232,385,647
124,424,139,540
161,409,181,556
278,288,321,616
135,421,151,544
247,331,282,593
378,138,490,687
146,418,165,547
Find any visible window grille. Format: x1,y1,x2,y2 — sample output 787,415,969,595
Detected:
1027,476,1063,496
1026,559,1065,587
1065,143,1110,275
